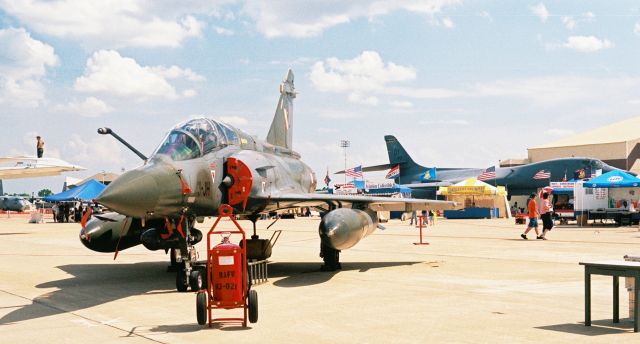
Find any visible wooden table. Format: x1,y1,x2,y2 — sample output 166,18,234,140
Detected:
580,260,640,332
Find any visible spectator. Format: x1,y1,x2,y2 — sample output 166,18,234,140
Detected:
521,193,541,240
36,136,45,158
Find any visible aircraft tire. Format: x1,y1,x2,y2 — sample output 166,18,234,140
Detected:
189,270,203,291
176,270,189,292
196,291,207,325
320,244,340,271
248,289,258,323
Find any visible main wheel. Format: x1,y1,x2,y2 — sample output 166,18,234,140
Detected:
190,270,203,291
196,291,207,325
320,244,341,271
248,289,258,323
176,270,189,292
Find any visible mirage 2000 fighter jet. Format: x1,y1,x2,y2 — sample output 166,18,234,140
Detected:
80,70,456,292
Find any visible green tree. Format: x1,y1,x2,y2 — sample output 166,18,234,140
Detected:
38,189,53,197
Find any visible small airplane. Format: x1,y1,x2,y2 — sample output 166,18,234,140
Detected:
348,135,623,198
0,156,86,180
81,70,456,292
0,196,32,212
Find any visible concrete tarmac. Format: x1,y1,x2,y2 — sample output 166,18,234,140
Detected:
1,215,639,343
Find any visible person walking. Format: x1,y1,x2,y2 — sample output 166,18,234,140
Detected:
540,192,554,240
521,193,541,240
36,136,44,158
410,210,417,226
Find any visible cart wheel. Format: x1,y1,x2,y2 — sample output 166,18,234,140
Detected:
196,291,207,325
248,289,258,323
176,270,189,292
189,270,203,291
196,265,208,289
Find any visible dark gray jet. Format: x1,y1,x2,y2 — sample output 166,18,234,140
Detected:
0,196,32,212
351,135,623,199
81,70,456,292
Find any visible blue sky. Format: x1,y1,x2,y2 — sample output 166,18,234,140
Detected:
1,0,639,194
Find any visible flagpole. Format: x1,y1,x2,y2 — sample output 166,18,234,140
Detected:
340,140,350,184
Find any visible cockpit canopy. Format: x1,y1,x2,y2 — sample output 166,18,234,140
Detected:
152,118,240,161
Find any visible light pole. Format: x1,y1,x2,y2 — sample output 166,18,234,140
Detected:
340,139,350,184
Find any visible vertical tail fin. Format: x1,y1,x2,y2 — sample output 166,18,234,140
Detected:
266,69,296,149
384,135,426,177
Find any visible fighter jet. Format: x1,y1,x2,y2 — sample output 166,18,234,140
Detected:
0,196,32,212
0,156,85,179
81,70,456,292
349,135,622,199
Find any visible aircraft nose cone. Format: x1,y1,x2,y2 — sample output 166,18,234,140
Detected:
97,169,159,218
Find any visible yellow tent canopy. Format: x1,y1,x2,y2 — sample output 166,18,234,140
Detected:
439,178,507,196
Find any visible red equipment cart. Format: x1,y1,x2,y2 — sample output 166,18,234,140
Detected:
196,204,258,327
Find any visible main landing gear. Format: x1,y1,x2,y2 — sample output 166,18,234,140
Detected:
320,243,341,272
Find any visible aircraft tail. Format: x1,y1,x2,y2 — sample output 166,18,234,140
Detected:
385,135,425,172
266,69,296,150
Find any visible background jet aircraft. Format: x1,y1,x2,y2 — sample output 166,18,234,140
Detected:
81,70,456,292
0,196,32,212
349,135,622,199
0,156,85,179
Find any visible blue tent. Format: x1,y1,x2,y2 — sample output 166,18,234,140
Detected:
583,170,640,188
44,179,106,202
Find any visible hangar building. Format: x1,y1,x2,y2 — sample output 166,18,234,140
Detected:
526,117,640,174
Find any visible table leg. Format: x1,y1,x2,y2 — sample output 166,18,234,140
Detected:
613,276,619,323
585,270,591,326
635,276,639,332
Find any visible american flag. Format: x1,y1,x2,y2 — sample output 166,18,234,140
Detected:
477,166,496,181
533,169,551,180
345,165,364,180
385,165,400,179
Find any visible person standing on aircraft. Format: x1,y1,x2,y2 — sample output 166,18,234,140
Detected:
539,192,553,240
521,193,541,240
36,136,44,158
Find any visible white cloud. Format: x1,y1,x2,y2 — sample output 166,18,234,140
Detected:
390,100,413,108
441,17,454,28
348,93,379,106
479,11,492,22
214,26,234,36
0,27,58,107
0,0,218,48
545,128,575,137
217,116,248,126
635,22,640,36
561,12,595,31
419,119,469,126
562,35,612,52
310,51,462,104
473,76,640,108
310,51,416,104
74,50,203,100
561,16,576,30
65,134,124,166
243,0,461,38
55,97,113,117
150,65,206,82
530,3,549,23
